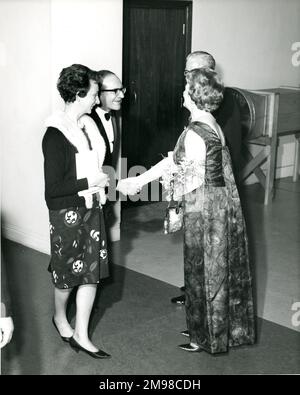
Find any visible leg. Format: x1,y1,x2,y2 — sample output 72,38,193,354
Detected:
293,135,300,182
53,287,73,337
264,141,277,205
73,284,99,352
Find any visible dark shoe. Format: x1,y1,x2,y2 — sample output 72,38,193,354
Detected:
52,317,72,343
180,330,190,337
171,294,185,305
178,343,202,352
69,337,111,359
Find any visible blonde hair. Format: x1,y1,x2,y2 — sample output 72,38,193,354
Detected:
185,67,224,112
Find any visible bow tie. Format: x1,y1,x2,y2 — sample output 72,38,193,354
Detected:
104,112,111,121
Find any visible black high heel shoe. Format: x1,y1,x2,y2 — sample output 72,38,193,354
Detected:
180,330,190,337
178,343,203,352
170,294,185,305
52,317,72,343
69,337,111,359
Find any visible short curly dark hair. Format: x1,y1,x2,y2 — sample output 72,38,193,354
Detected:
57,64,96,103
185,67,224,112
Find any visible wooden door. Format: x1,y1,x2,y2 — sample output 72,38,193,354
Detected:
122,0,192,177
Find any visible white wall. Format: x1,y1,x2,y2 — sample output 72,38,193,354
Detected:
192,0,300,182
0,0,52,251
0,0,123,254
50,0,123,110
192,0,300,88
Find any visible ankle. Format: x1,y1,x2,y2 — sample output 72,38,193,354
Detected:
53,315,68,325
73,333,89,344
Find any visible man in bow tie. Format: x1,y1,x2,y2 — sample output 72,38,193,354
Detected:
89,70,125,170
88,70,125,279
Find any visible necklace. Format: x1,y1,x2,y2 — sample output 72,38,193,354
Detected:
63,111,93,150
80,125,92,150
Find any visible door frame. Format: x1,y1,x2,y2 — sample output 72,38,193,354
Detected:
123,0,192,63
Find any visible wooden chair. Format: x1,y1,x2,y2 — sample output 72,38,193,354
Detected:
230,87,300,205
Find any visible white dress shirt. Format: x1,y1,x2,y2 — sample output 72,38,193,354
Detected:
95,107,114,153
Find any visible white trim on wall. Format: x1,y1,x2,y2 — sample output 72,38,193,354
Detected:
2,222,121,254
2,223,50,255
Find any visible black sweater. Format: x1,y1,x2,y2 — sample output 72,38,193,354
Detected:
42,127,89,210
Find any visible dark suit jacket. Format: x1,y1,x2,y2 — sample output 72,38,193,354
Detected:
1,252,12,318
89,109,122,211
89,108,121,170
213,88,242,178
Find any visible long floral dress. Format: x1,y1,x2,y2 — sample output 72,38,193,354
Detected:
173,121,255,354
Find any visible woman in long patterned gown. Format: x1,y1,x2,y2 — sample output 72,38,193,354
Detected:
118,67,255,354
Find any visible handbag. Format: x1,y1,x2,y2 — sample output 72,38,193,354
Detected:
163,179,183,234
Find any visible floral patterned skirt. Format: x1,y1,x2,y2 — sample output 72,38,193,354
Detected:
48,204,109,289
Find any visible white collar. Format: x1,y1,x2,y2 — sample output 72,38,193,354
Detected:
45,111,90,152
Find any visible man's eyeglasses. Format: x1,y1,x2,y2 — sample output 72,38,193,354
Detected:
100,87,126,95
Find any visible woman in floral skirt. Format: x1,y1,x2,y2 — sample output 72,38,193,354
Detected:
42,64,111,358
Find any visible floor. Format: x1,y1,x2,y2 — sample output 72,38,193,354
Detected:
1,177,300,374
118,177,300,331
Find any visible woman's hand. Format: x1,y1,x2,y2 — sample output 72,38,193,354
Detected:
88,172,109,188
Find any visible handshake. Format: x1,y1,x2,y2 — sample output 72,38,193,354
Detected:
117,177,142,196
89,173,142,196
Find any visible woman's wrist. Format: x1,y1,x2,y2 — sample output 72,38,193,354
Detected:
135,175,145,188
